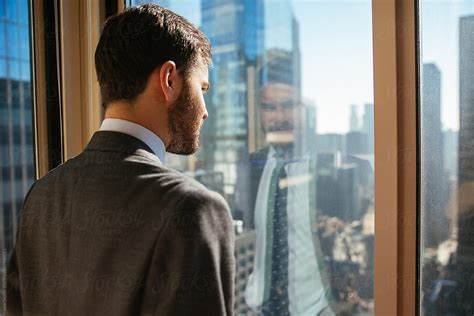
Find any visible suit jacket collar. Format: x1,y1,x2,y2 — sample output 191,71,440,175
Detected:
84,131,162,164
99,118,165,162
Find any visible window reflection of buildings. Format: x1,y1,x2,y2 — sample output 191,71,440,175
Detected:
311,102,375,311
457,15,474,266
421,63,450,248
199,0,264,210
132,1,375,313
199,0,303,207
0,0,35,261
422,14,474,316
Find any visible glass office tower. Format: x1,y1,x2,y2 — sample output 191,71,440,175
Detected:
199,0,264,207
0,0,35,260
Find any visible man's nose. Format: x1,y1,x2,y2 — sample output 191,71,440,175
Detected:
203,107,209,120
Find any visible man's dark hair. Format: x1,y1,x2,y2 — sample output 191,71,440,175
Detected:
95,4,212,107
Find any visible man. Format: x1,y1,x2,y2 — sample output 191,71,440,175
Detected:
6,4,235,316
243,81,334,315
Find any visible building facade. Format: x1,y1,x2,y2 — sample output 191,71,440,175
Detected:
0,0,34,259
421,63,448,247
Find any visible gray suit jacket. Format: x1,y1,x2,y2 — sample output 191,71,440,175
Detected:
6,131,235,316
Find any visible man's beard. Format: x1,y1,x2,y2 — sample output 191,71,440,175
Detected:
166,83,202,155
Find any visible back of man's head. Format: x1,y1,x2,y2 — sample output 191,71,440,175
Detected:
95,4,212,108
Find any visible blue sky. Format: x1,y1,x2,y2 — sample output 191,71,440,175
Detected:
421,1,474,132
147,0,474,133
292,0,373,133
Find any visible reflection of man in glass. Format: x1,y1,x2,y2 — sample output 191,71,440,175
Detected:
244,81,334,315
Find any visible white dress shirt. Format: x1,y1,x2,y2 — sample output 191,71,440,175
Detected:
99,118,165,164
245,146,332,316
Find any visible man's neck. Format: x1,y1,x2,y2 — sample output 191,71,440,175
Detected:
104,101,169,148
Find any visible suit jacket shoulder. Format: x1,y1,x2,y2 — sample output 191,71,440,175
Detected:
7,131,235,316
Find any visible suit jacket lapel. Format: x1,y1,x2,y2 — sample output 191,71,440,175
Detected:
247,146,271,229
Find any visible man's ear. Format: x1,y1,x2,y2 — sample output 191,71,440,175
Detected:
159,61,180,102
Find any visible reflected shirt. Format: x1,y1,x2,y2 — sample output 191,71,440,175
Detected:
99,118,165,163
245,146,332,315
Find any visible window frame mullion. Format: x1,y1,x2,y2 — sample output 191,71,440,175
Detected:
372,0,418,315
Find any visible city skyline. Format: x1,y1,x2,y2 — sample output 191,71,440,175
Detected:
2,1,472,314
160,0,373,134
420,11,474,314
144,0,474,134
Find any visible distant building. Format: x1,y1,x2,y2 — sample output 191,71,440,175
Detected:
362,103,374,154
260,1,301,93
335,164,362,222
316,153,340,217
344,103,374,156
349,104,360,132
200,0,265,207
443,129,458,179
200,0,301,210
345,131,369,155
421,63,448,247
0,0,35,259
429,15,474,315
316,133,344,154
303,100,317,152
458,17,474,242
316,152,372,223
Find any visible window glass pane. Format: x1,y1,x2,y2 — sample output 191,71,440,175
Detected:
0,58,6,77
0,23,5,57
20,61,29,81
7,59,19,80
6,0,18,22
20,26,29,61
0,1,5,19
6,22,20,59
0,0,35,303
130,1,375,314
419,1,474,315
19,0,28,24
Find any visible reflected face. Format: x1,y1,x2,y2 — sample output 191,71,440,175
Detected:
166,61,209,155
259,82,302,144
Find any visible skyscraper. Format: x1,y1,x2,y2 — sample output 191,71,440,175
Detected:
335,164,362,222
200,0,264,206
429,15,474,315
316,133,344,154
0,0,35,259
443,129,458,178
304,100,317,152
261,0,301,94
349,104,360,132
292,15,301,99
345,131,368,155
421,63,448,247
457,15,474,268
200,0,301,207
362,103,374,154
200,3,303,312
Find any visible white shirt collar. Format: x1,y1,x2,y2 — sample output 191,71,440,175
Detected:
99,118,165,163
